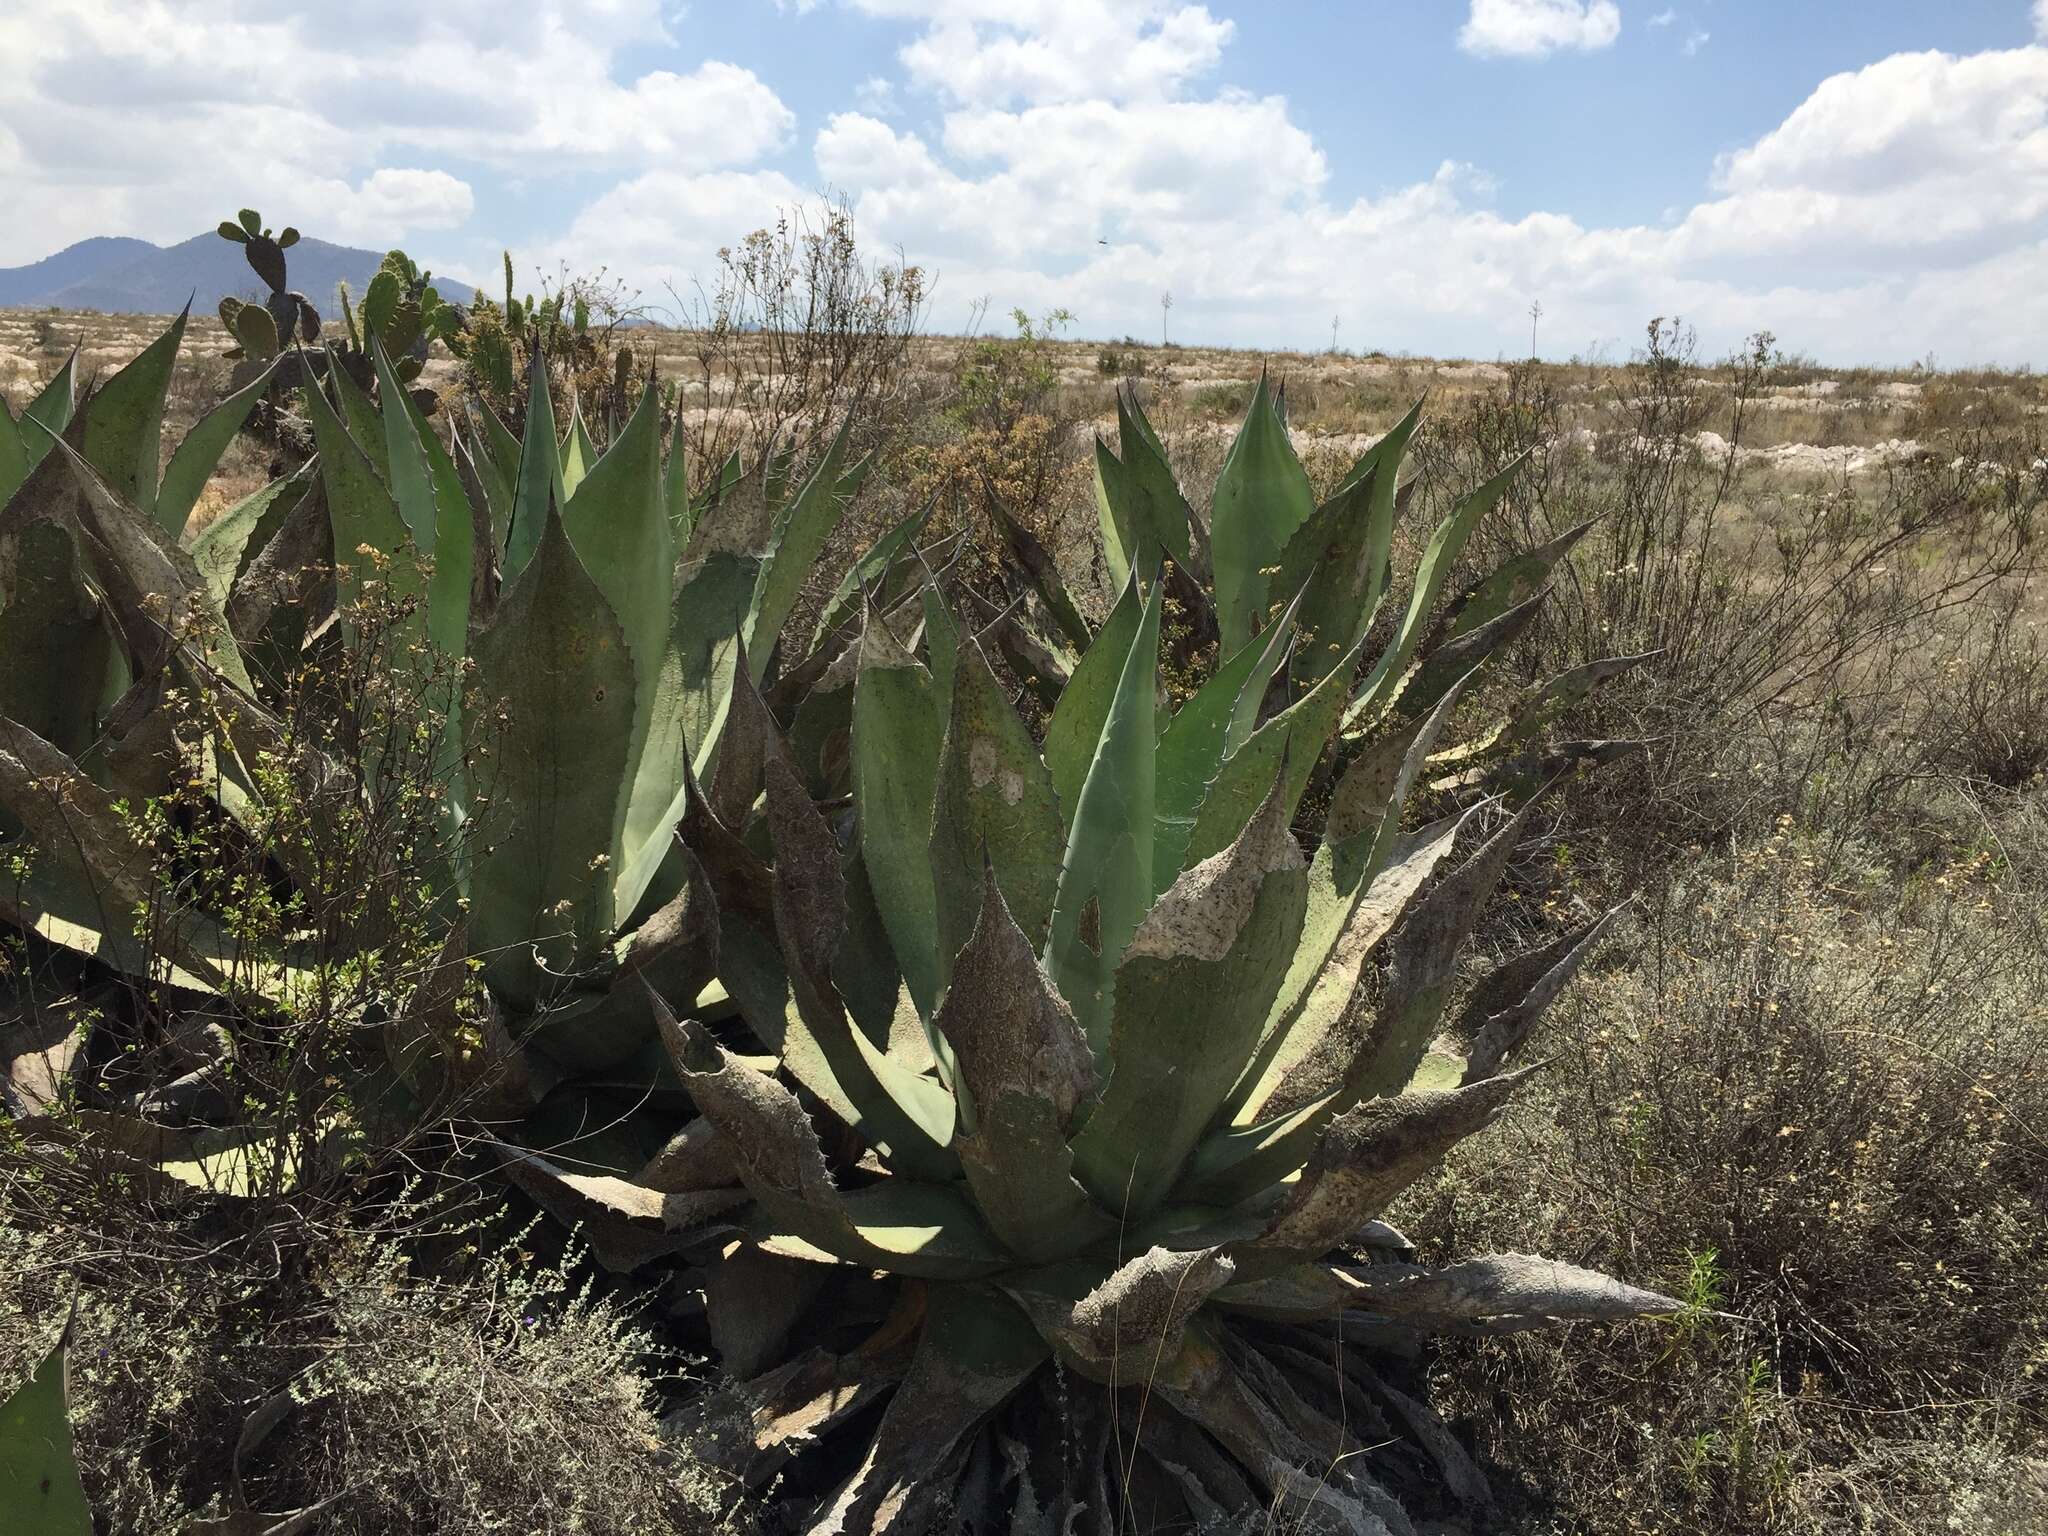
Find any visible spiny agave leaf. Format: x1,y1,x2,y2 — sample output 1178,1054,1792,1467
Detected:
1041,565,1144,827
490,1141,742,1273
503,344,565,581
1334,396,1423,584
1092,434,1141,595
1153,589,1299,895
662,419,692,545
930,639,1064,980
1173,1090,1338,1208
852,610,946,1021
750,424,853,675
1115,384,1194,567
0,396,29,506
1350,782,1557,1100
80,305,187,519
918,583,958,704
663,1015,999,1278
986,488,1090,651
561,378,676,889
934,864,1105,1262
1180,633,1360,872
1239,812,1467,1126
638,1115,739,1194
0,1315,92,1535
1209,373,1314,655
301,362,422,649
705,1243,827,1380
1345,454,1528,735
1392,588,1547,724
371,342,472,669
1270,447,1395,691
1069,775,1306,1216
1247,1068,1534,1263
808,1285,1049,1536
1411,903,1627,1091
1043,578,1162,1060
1,988,95,1118
454,427,510,573
811,498,935,649
1444,516,1597,640
1007,1246,1234,1387
1437,650,1660,767
325,352,388,482
560,397,596,499
1218,1254,1683,1333
18,349,78,475
39,432,254,694
0,514,114,760
463,504,635,1008
154,356,278,540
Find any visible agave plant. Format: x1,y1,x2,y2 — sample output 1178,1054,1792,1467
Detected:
488,385,1670,1533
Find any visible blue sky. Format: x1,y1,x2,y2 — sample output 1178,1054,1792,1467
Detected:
4,1,2046,363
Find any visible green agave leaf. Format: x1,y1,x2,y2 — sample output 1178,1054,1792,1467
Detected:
929,638,1064,981
811,497,934,649
1393,589,1547,725
1114,385,1194,568
1444,515,1597,640
1209,373,1314,655
0,1316,92,1535
662,419,692,546
18,349,78,475
1152,588,1299,894
1041,565,1144,828
664,1014,995,1277
748,417,852,679
0,396,28,506
1068,775,1307,1217
373,342,473,664
186,466,308,610
853,612,946,1022
560,396,596,499
560,378,674,886
1345,453,1527,734
474,400,522,518
503,344,565,582
1175,1091,1339,1207
326,351,389,482
919,582,959,705
0,515,114,761
464,504,635,1009
155,355,278,540
301,366,422,649
1180,633,1360,872
986,489,1091,652
1333,397,1423,605
80,305,187,520
1043,578,1162,1061
1092,434,1139,594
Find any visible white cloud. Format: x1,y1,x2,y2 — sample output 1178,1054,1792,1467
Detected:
1683,28,1708,55
845,1,1232,106
0,0,792,265
1648,8,1676,26
1458,0,1622,59
2036,0,2048,41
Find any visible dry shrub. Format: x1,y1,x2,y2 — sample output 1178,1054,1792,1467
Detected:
1405,840,2048,1534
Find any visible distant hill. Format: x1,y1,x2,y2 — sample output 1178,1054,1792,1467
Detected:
0,234,474,317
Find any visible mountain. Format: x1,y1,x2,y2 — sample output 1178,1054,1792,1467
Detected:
0,234,474,316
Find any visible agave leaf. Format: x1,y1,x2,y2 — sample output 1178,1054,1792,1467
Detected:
503,345,565,581
0,515,114,760
1173,1090,1338,1208
1092,435,1140,594
918,583,958,704
852,611,946,1021
1180,633,1359,871
1443,516,1597,640
491,1141,743,1272
929,639,1064,979
1435,651,1660,768
155,356,277,539
1349,783,1556,1100
811,498,936,649
934,865,1105,1261
663,1016,998,1278
0,398,28,507
380,348,473,671
464,505,635,1009
704,1244,828,1380
1007,1246,1234,1387
1334,397,1423,592
808,1285,1049,1535
1246,1069,1534,1263
1218,1254,1683,1332
986,489,1090,651
560,378,675,884
301,365,422,651
1345,455,1526,734
662,421,693,545
1209,374,1314,655
748,418,853,678
0,1316,92,1535
325,353,388,482
1147,1320,1348,1509
18,351,78,474
80,305,187,519
1114,385,1194,568
560,397,596,499
1069,775,1306,1215
1392,589,1546,724
186,467,309,610
1041,566,1144,827
1153,589,1299,894
1410,904,1626,1091
1043,579,1161,1059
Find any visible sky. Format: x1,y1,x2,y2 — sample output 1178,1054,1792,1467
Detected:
2,0,2046,365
